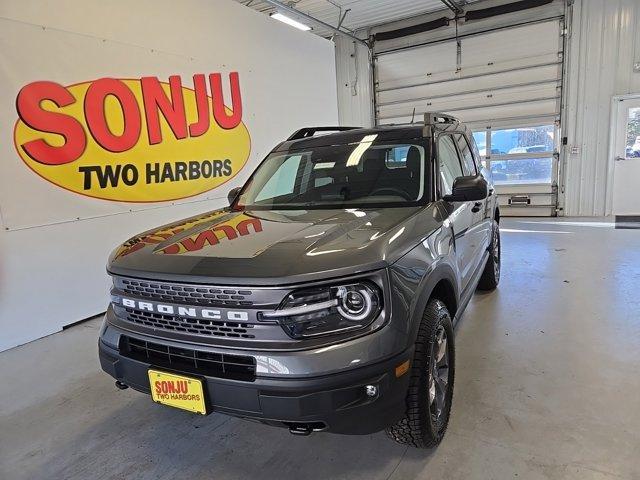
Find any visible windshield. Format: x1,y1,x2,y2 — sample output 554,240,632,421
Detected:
236,139,429,210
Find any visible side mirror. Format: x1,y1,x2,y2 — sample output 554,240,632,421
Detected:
443,175,488,202
227,186,242,205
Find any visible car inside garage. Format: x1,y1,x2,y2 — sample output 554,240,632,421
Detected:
0,0,639,479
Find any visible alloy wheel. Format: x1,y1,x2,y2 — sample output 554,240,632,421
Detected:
428,325,450,423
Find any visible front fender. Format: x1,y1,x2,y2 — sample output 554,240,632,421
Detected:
388,226,460,350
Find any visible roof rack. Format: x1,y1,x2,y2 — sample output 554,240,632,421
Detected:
287,126,362,141
423,112,459,125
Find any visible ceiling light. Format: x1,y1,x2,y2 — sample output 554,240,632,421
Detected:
270,12,312,31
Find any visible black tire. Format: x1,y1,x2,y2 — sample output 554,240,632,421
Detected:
477,219,500,291
386,299,455,448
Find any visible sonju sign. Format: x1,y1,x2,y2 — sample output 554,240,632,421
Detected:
13,73,250,202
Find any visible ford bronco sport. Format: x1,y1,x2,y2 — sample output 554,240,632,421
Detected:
99,112,500,448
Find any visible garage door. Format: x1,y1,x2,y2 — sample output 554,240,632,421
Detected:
374,19,565,216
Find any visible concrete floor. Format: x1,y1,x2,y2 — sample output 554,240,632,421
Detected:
1,218,639,480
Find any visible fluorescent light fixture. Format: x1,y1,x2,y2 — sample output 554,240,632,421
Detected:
270,12,312,31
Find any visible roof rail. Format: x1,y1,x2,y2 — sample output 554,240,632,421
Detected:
423,112,459,125
287,126,362,141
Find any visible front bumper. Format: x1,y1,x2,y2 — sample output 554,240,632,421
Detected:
99,337,412,435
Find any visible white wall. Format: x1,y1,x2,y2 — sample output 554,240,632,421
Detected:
0,0,338,351
563,0,640,216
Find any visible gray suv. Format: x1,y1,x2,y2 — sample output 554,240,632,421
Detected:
99,113,500,448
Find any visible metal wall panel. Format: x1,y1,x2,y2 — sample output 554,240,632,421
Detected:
563,0,640,216
334,34,374,127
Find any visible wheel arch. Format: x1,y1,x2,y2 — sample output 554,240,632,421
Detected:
406,264,459,343
429,279,458,319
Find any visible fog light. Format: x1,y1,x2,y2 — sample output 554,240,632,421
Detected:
365,385,378,397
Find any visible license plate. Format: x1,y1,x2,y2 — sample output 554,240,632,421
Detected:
148,369,207,415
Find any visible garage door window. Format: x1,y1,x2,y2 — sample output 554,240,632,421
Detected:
472,131,487,157
474,124,556,186
490,126,554,155
490,157,553,184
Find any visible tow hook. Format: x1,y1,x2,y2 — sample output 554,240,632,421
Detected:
287,422,325,435
115,380,129,390
289,425,313,436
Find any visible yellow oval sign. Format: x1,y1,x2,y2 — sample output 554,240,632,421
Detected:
14,74,251,202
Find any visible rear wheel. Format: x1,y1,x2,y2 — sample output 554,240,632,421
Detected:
386,299,455,448
477,219,500,291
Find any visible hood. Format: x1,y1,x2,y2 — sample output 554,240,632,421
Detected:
108,204,444,285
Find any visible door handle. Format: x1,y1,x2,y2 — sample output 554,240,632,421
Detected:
488,188,495,196
615,156,627,162
472,202,482,213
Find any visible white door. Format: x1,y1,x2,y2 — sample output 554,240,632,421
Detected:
612,97,640,217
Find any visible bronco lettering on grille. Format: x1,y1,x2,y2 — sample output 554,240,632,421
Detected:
120,298,249,321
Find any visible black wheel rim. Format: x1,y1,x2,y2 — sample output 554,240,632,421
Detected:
428,325,449,423
492,225,501,280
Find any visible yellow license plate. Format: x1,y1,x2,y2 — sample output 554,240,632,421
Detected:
148,369,207,415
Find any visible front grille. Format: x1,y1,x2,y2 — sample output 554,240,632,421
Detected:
120,278,254,307
120,336,256,381
124,308,256,339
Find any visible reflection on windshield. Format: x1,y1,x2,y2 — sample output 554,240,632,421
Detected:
237,140,428,210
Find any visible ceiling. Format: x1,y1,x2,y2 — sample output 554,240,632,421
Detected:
235,0,481,39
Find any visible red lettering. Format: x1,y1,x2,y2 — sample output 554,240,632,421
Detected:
162,244,181,255
160,381,168,394
180,230,220,252
213,224,238,240
210,72,242,129
178,381,188,394
188,74,210,137
16,73,245,165
237,218,263,236
16,81,86,165
120,242,145,257
141,75,187,144
154,381,162,395
84,78,141,152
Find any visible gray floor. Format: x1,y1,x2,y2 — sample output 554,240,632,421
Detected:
1,218,639,480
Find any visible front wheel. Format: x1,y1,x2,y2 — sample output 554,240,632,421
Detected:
386,299,455,448
477,219,500,291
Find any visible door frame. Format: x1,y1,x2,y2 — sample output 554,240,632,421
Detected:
606,94,640,216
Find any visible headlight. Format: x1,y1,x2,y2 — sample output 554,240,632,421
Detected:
262,282,382,339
